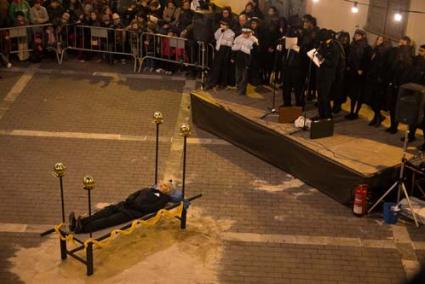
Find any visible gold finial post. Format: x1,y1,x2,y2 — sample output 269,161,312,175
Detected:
179,123,191,229
179,123,191,137
153,112,164,184
53,162,66,177
83,176,95,237
53,162,67,223
153,111,164,125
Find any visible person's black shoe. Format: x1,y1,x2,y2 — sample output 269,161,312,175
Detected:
369,116,378,126
332,105,342,114
374,115,385,127
401,136,416,143
68,212,76,232
418,144,425,151
385,127,398,134
74,216,83,234
345,113,358,120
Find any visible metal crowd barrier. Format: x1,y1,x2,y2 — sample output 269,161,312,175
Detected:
57,24,141,72
0,23,57,62
0,24,215,81
138,32,215,83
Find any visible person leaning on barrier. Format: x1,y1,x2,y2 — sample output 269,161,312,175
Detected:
30,0,49,25
205,19,235,90
68,181,182,234
9,0,31,25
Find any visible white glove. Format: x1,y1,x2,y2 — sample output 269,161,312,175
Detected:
276,44,283,51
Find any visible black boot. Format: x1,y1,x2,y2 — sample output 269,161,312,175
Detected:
374,114,385,127
369,116,378,126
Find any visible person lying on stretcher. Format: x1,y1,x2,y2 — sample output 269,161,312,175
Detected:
68,181,182,234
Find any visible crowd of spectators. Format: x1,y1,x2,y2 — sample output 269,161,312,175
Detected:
1,0,425,145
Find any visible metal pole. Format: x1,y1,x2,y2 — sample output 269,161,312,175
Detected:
86,242,94,276
153,111,163,185
155,123,159,184
88,189,92,238
180,135,187,229
59,176,65,223
179,123,190,230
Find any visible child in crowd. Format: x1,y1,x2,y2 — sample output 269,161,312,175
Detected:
232,25,258,96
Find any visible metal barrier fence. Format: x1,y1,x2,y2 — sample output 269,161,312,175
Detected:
0,24,215,82
57,24,141,72
0,23,58,62
138,32,214,83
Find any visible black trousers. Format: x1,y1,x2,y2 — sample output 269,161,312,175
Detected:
207,46,231,87
79,202,140,233
282,67,304,106
317,72,335,119
235,63,249,95
387,85,400,129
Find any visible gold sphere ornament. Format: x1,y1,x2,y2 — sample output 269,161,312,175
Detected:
83,176,95,190
153,111,164,124
53,162,66,177
180,123,191,137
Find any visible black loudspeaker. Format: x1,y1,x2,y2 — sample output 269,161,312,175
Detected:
310,118,334,139
396,83,425,125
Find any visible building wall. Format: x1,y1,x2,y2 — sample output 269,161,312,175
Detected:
305,0,425,48
211,0,246,13
305,0,369,38
406,1,425,47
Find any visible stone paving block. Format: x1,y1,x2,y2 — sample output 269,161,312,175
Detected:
0,136,170,224
0,73,184,136
219,241,406,284
0,72,23,101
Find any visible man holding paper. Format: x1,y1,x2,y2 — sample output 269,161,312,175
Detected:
313,28,340,119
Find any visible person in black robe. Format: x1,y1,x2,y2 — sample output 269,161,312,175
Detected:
315,29,340,119
345,29,372,120
384,36,415,135
69,182,181,234
248,17,262,86
281,25,304,107
300,15,319,101
330,31,350,114
261,6,281,85
406,44,425,145
365,35,392,127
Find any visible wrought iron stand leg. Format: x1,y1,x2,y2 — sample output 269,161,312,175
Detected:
86,242,94,276
60,239,67,260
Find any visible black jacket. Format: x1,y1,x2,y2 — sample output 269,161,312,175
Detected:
124,188,171,215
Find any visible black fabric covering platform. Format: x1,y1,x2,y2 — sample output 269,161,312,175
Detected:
191,93,398,205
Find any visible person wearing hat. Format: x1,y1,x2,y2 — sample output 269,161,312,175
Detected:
345,29,372,120
232,25,259,96
315,28,340,119
69,181,182,234
205,19,235,90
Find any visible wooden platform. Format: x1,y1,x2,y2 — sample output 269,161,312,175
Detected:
190,86,424,204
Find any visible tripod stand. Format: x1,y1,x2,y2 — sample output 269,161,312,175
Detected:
368,130,420,227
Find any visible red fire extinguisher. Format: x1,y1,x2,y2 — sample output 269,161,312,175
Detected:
353,184,368,216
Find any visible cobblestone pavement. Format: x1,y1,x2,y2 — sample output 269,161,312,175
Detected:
0,60,424,283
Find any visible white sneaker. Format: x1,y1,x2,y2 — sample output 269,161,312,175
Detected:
7,62,12,68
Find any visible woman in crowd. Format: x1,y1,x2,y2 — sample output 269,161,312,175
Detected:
345,29,371,120
385,36,415,135
366,35,392,127
261,6,281,85
162,0,180,29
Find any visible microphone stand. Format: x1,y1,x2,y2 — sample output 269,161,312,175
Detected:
260,43,281,120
